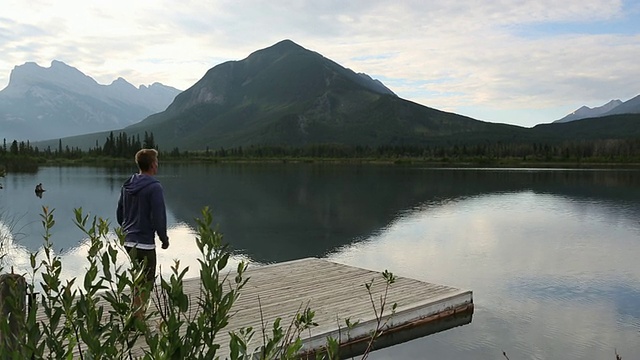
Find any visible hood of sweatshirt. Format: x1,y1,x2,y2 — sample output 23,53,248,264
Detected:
122,174,159,195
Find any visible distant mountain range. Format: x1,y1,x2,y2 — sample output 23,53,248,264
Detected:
554,95,640,123
8,40,640,151
0,60,181,141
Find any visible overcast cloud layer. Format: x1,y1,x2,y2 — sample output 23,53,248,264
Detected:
1,0,639,127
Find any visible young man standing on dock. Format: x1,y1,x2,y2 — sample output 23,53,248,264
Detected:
117,148,170,322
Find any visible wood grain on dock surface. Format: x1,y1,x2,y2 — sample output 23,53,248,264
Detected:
208,257,473,357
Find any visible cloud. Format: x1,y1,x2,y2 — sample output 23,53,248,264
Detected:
0,0,638,126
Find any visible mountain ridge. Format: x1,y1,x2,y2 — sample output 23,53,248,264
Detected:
554,96,640,123
554,99,623,123
603,94,640,116
18,40,640,151
0,60,181,141
122,39,526,150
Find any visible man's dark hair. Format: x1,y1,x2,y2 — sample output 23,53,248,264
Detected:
135,149,158,171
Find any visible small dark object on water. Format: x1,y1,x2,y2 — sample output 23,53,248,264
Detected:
35,183,46,198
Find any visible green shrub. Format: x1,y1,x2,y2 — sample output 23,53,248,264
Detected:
0,206,396,359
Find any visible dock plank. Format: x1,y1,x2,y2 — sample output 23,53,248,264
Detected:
199,258,473,357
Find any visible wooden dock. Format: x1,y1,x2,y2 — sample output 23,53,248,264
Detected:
32,257,473,358
197,258,473,358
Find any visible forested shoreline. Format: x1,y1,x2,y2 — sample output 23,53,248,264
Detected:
2,131,640,171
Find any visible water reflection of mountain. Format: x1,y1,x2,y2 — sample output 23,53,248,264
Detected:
161,164,640,263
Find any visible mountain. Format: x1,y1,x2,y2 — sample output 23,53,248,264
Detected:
554,94,640,123
118,39,528,150
602,94,640,116
534,113,640,139
31,40,637,153
0,60,181,141
554,99,623,123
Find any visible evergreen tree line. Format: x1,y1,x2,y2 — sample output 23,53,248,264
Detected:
0,131,157,161
2,133,640,163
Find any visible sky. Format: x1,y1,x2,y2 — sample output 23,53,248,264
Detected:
1,0,639,128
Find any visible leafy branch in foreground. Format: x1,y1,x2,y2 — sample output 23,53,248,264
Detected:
0,207,397,359
360,270,397,360
144,206,249,359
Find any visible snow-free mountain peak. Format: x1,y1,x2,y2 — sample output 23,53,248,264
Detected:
554,99,623,123
603,94,640,116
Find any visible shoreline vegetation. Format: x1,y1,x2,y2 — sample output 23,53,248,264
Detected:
2,131,640,171
0,132,640,172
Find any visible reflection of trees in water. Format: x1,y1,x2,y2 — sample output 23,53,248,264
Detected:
1,161,38,173
162,164,436,262
3,165,639,265
161,165,640,263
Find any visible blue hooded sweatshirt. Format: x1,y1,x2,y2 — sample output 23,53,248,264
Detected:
116,174,168,250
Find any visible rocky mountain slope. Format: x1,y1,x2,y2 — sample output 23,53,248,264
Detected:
554,99,623,123
603,94,640,116
122,39,527,150
555,95,640,123
0,60,181,141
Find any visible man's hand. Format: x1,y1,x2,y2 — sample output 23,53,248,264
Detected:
161,239,169,249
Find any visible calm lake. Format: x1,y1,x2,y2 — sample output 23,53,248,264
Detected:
1,164,639,359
